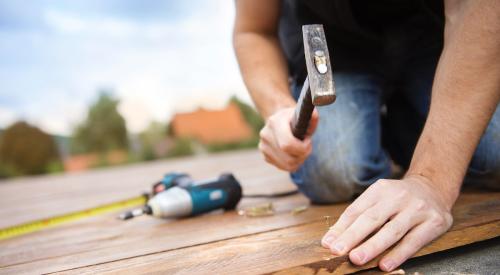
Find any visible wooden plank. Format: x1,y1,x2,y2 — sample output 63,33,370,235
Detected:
0,194,339,273
1,147,498,275
275,221,500,275
0,150,294,228
0,194,309,267
3,192,493,275
53,198,500,275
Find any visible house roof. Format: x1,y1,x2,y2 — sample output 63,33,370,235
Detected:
171,103,253,144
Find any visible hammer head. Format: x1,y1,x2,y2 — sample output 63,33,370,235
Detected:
302,24,336,106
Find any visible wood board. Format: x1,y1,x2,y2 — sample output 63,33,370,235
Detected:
0,150,499,274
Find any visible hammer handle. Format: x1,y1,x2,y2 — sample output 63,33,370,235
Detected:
291,77,314,140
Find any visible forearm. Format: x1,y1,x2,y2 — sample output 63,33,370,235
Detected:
233,32,295,119
407,0,500,207
233,0,295,120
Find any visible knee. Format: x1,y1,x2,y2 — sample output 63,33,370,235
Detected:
291,146,391,204
468,123,500,188
467,156,500,189
291,166,356,204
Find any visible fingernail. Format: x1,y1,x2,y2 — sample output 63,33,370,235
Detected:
352,251,365,264
331,242,345,254
324,236,334,245
382,259,395,271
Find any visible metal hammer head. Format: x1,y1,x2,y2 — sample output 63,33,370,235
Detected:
302,24,336,106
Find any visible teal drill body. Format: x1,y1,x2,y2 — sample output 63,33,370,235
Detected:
120,173,242,220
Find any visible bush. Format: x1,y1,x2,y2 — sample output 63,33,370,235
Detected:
230,96,264,134
71,91,128,154
206,136,259,153
167,138,194,158
0,121,61,177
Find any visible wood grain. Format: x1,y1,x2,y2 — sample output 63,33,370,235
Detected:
0,150,293,228
0,150,498,274
52,200,500,275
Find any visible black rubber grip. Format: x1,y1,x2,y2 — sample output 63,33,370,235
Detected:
193,173,242,210
291,79,314,140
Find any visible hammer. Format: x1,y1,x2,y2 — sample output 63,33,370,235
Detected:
290,24,336,140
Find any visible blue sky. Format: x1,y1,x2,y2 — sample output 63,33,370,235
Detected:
0,0,249,135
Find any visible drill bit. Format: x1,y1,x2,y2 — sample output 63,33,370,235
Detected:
118,206,152,220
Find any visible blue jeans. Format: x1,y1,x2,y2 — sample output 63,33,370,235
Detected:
290,71,500,204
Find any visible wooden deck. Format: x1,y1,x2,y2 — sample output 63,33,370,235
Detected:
0,149,499,274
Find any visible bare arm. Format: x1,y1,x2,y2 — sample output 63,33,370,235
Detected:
322,0,500,271
233,0,317,172
233,0,295,119
408,0,500,206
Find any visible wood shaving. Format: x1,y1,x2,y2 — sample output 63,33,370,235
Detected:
324,216,331,228
291,205,308,215
238,202,274,217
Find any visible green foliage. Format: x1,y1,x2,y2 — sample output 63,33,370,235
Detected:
46,160,64,174
91,153,109,169
71,91,128,154
230,96,264,135
206,136,259,153
138,121,168,160
167,138,194,158
0,121,61,178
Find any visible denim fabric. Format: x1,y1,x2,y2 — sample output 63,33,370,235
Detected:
290,72,500,204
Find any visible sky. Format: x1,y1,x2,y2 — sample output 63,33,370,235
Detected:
0,0,250,135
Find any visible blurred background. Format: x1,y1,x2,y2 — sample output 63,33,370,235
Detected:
0,0,263,179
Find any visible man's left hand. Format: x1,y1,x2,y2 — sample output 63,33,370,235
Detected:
321,176,454,271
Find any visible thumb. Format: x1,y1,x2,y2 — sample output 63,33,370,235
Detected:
306,109,319,136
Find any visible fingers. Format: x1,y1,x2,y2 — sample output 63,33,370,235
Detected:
273,127,311,157
326,200,402,256
306,109,319,136
321,178,455,271
258,107,314,172
349,210,416,266
321,183,382,248
379,221,446,272
258,140,300,171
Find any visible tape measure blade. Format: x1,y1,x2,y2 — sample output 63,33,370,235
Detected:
0,195,147,241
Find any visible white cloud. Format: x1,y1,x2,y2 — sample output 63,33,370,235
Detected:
0,106,17,128
0,0,252,136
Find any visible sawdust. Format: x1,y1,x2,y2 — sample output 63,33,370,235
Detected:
324,215,332,229
291,205,308,215
238,202,274,217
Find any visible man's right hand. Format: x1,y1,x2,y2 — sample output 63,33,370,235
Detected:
258,107,319,172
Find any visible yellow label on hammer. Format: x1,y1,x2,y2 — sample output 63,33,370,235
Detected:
0,195,147,241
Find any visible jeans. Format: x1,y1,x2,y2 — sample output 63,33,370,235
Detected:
290,70,500,204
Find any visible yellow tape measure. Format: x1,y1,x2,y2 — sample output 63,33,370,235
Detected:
0,195,147,241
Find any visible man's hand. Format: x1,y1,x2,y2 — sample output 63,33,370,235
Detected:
321,176,453,272
258,107,318,172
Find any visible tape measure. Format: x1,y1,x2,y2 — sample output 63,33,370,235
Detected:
0,195,147,241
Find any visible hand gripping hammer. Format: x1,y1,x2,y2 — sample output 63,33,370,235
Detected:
290,25,336,140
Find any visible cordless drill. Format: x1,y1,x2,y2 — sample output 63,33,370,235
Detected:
119,173,242,220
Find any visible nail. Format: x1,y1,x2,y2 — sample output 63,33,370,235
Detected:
352,251,365,264
324,236,334,245
331,242,345,254
382,259,395,271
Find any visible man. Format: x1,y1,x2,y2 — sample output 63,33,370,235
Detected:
233,0,500,272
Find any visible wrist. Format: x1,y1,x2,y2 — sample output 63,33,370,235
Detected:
404,173,459,211
263,96,296,121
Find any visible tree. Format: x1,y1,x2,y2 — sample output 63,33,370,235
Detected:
72,91,128,154
0,121,61,177
230,96,264,134
138,121,168,160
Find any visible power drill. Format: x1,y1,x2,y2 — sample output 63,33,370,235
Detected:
119,173,242,220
